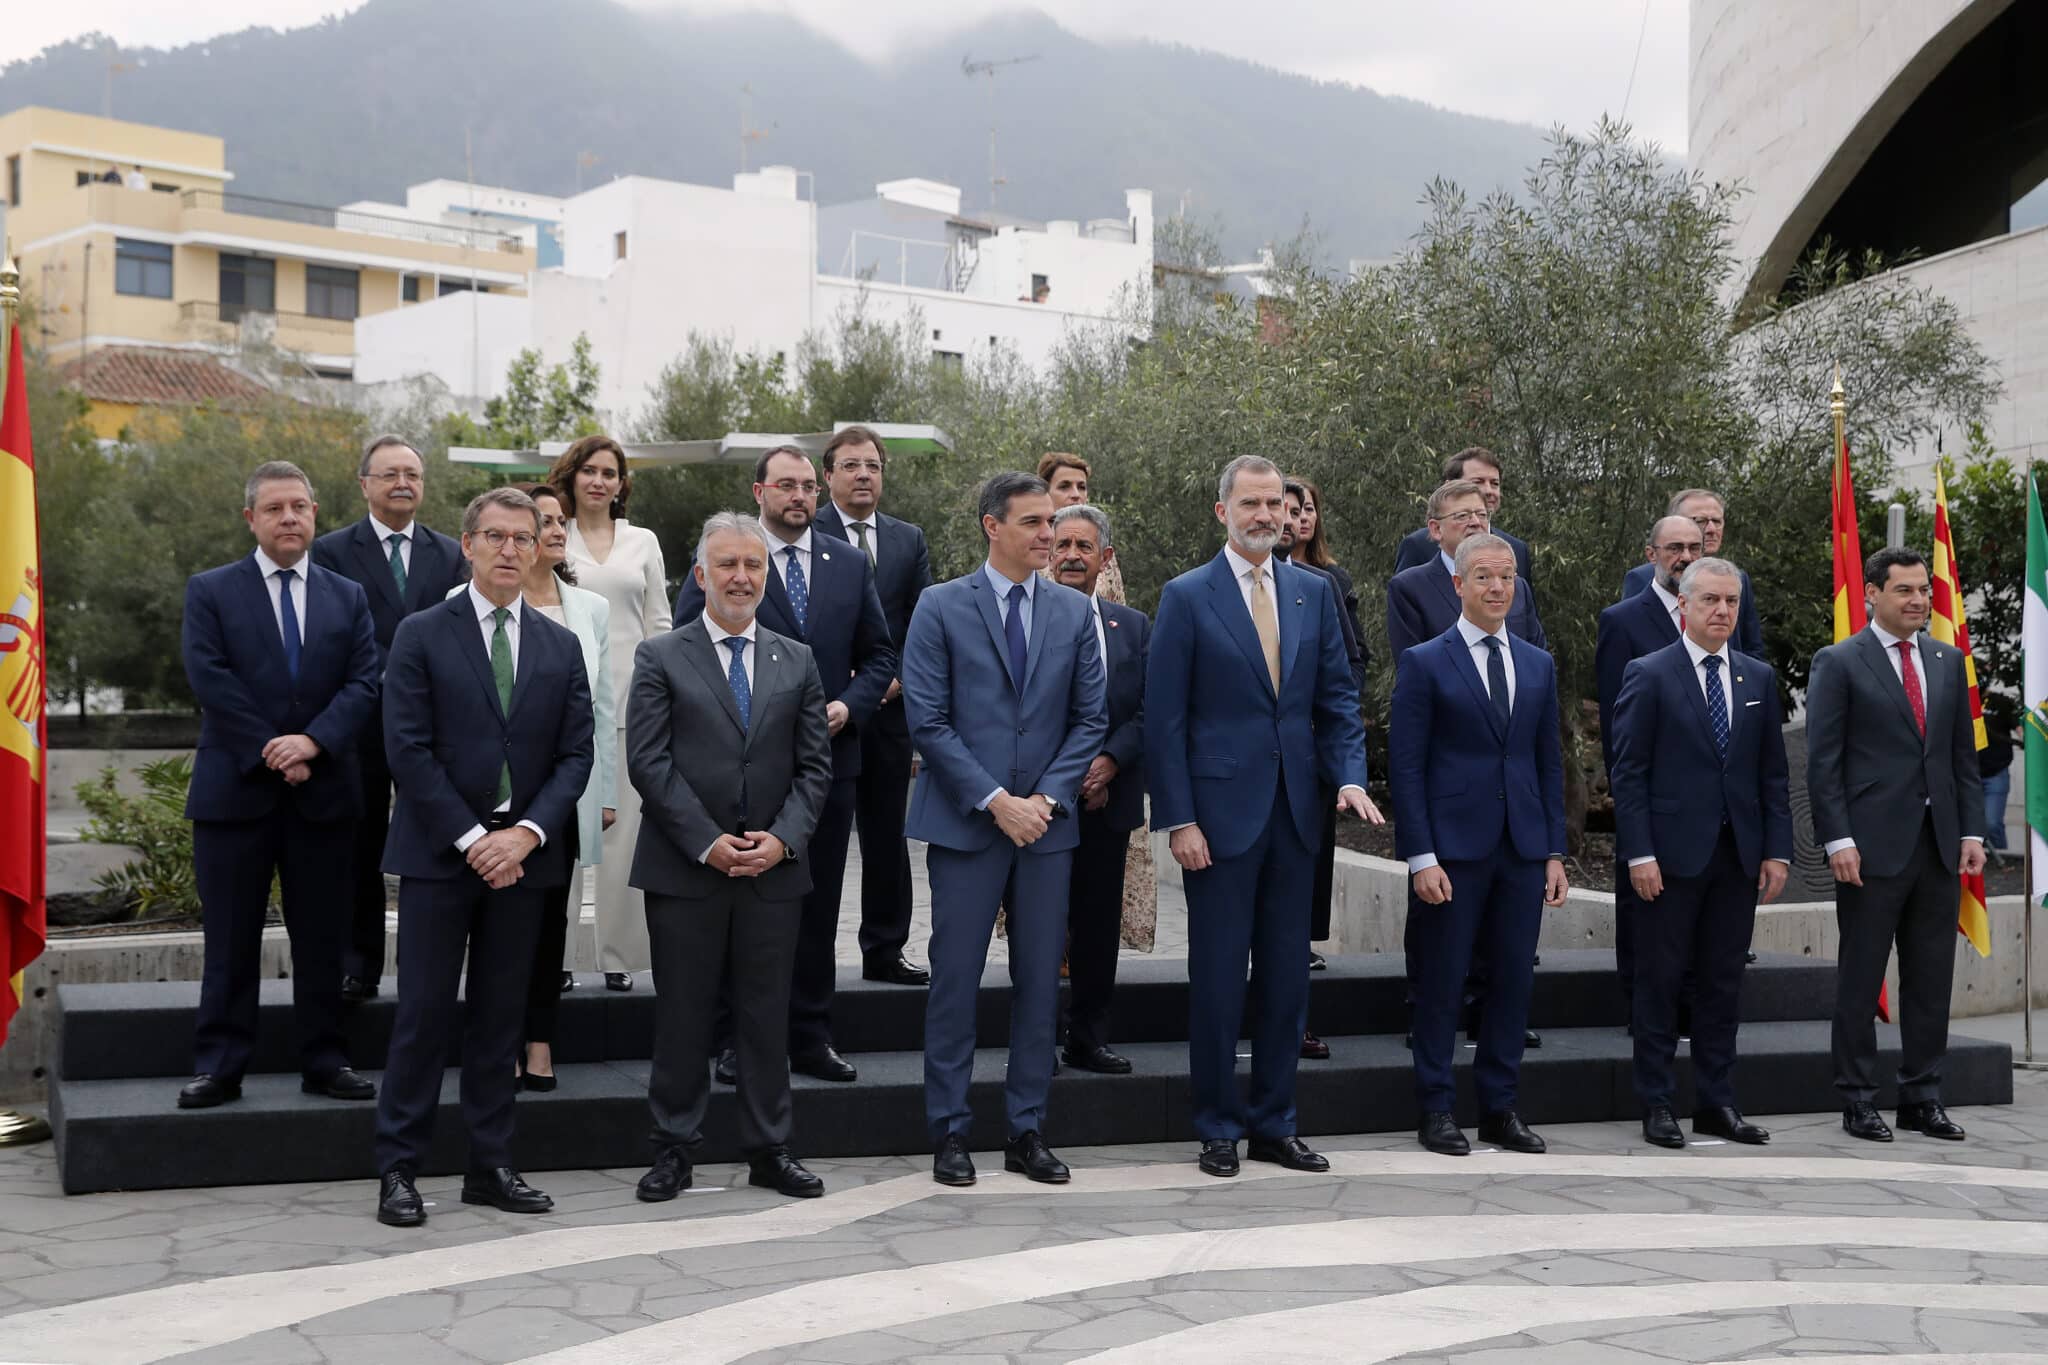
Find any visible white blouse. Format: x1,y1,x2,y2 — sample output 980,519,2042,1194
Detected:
564,518,670,721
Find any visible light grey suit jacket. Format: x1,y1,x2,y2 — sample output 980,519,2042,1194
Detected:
625,618,833,900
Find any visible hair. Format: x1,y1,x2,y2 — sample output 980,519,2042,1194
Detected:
1281,478,1307,506
520,483,578,585
357,434,420,479
1037,451,1091,483
978,471,1050,530
1442,446,1502,482
1678,555,1741,598
548,434,631,519
695,510,774,571
1053,502,1113,550
1646,513,1701,549
821,425,888,472
1667,487,1726,516
753,444,814,485
1289,474,1337,568
1453,530,1514,578
1217,454,1281,505
244,460,314,510
1428,478,1487,522
462,486,540,536
1864,545,1930,589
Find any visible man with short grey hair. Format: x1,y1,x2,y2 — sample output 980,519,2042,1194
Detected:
1621,488,1763,654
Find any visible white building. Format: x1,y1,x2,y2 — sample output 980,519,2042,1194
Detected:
355,167,1155,422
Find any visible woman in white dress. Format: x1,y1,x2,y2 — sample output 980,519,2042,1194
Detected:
551,435,670,990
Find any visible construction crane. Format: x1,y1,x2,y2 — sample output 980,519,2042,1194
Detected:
961,52,1040,210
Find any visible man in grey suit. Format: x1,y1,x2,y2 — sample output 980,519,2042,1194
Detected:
627,512,834,1201
1807,547,1986,1144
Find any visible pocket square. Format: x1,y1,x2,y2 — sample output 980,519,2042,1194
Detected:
1744,699,1761,707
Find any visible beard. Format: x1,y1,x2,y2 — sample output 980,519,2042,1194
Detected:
1232,524,1281,555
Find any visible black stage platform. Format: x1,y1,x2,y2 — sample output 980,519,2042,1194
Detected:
47,951,2014,1193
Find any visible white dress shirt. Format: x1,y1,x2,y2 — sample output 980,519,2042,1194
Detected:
1407,616,1514,875
770,527,814,596
1089,593,1109,681
699,613,760,862
1438,548,1458,578
833,504,880,569
453,583,547,854
1822,623,1978,857
1625,635,1738,869
368,512,414,576
977,563,1038,811
1650,578,1683,631
252,547,307,644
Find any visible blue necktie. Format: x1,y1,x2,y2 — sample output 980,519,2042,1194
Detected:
277,568,302,682
724,636,751,729
783,545,809,634
1482,634,1509,730
1703,653,1729,763
1005,582,1027,688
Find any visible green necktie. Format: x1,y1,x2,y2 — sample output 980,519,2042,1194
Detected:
387,533,409,597
853,521,874,565
491,607,514,804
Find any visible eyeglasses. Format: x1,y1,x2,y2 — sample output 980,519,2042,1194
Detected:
364,470,421,485
768,480,821,496
834,460,883,475
1435,509,1487,525
476,530,538,551
1653,542,1704,556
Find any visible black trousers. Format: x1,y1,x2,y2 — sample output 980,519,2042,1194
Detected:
1630,827,1757,1110
1064,807,1131,1055
342,739,392,983
373,871,543,1176
192,808,351,1084
854,710,917,965
523,876,574,1047
1832,814,1958,1106
1613,857,1640,1012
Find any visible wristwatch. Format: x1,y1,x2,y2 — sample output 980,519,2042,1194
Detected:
1041,794,1069,821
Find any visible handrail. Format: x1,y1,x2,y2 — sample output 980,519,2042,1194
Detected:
178,189,527,254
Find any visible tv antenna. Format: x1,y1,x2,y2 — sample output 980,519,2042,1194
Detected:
739,84,775,172
961,52,1039,209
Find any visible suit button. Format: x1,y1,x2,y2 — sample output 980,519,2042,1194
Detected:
1018,727,1026,735
1271,750,1279,759
1497,791,1505,800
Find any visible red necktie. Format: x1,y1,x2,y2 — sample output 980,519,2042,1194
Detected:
1896,641,1926,737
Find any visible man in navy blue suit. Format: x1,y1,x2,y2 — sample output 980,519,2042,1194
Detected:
371,488,594,1228
177,461,380,1110
813,426,936,987
902,471,1106,1187
1048,504,1149,1075
1392,447,1536,599
1390,532,1570,1157
1596,514,1703,1013
312,434,467,1002
1148,456,1379,1179
1619,489,1762,656
675,445,896,1084
1610,556,1791,1149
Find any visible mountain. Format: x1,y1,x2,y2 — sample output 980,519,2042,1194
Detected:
0,0,1552,259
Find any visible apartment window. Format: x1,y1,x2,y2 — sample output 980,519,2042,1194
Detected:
5,155,19,208
218,254,275,321
114,239,173,298
305,264,360,320
614,230,628,261
932,349,964,372
401,274,420,303
437,278,489,297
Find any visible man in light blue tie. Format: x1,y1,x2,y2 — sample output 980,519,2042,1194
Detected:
901,471,1107,1187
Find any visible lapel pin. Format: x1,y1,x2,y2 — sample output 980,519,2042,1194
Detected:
1736,676,1744,684
820,551,830,561
770,652,779,662
1107,619,1119,628
1295,597,1304,606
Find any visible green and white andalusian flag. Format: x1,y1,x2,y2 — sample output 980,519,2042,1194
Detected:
2028,473,2048,906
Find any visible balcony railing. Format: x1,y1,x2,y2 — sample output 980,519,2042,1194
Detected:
178,190,528,254
179,300,356,341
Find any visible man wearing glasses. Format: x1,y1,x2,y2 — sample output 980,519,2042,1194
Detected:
313,435,468,1003
1620,489,1763,655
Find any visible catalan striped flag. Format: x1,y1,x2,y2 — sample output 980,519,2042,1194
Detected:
1929,466,1990,955
0,322,46,1048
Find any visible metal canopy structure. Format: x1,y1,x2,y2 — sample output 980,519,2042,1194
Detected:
446,422,954,476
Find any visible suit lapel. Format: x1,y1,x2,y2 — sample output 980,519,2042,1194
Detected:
1203,552,1277,702
1854,629,1922,743
351,520,406,616
406,530,453,613
747,634,788,746
507,603,544,719
760,560,801,639
237,556,290,681
1918,636,1944,752
1425,559,1459,618
1448,626,1506,743
451,594,507,722
1277,562,1306,689
682,623,748,736
971,573,1022,692
1022,582,1055,693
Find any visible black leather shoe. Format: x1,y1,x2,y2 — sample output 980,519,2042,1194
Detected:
1694,1105,1769,1144
1843,1102,1894,1142
1478,1109,1546,1153
1898,1101,1966,1140
1300,1030,1331,1060
1403,1031,1414,1049
1247,1134,1329,1172
559,971,576,993
1744,950,1758,964
1524,1029,1542,1049
636,1146,691,1201
933,1133,976,1186
376,1170,424,1227
1308,951,1327,971
1062,1043,1133,1074
303,1067,376,1100
863,954,931,986
177,1074,241,1109
713,1048,737,1086
1642,1105,1686,1148
460,1166,553,1213
1004,1130,1070,1184
340,975,379,1004
1198,1138,1239,1177
791,1046,858,1083
604,972,633,992
749,1147,825,1198
1419,1112,1469,1155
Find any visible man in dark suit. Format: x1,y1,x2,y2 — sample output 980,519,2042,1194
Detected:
631,512,835,1202
1048,504,1148,1075
1392,447,1536,597
814,425,936,986
676,447,895,1085
311,434,466,1002
1148,456,1377,1180
1620,488,1762,656
1808,547,1987,1143
1390,532,1570,1157
904,472,1106,1187
371,488,594,1227
177,461,381,1110
1596,514,1703,1013
1610,557,1791,1149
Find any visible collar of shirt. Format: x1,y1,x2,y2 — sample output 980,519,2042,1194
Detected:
832,504,873,533
1682,633,1731,673
468,581,522,627
1650,579,1681,617
983,561,1036,599
1454,615,1510,651
368,513,415,542
1223,541,1273,585
702,613,759,650
1438,548,1458,578
1870,621,1917,652
775,527,813,557
252,546,302,580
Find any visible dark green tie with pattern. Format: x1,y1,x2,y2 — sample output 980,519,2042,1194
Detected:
491,607,514,805
387,533,408,597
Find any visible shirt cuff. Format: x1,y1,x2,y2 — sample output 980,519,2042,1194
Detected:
1164,821,1196,834
1962,835,1984,844
454,824,487,853
699,838,722,864
1407,853,1440,874
1626,856,1656,868
1338,783,1367,804
976,787,1004,811
1823,837,1856,856
517,819,547,848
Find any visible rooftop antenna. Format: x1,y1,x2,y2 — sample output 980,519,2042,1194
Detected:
961,53,1040,209
575,151,600,193
739,84,775,173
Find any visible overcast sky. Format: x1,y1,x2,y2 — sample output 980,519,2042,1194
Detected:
1,0,1692,153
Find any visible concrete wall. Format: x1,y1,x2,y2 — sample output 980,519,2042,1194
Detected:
353,290,533,400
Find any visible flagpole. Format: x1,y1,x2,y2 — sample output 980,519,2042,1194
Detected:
2027,835,2038,1066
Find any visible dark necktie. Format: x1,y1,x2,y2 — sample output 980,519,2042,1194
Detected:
1482,634,1510,730
387,533,408,597
1005,582,1027,687
1703,653,1729,762
853,521,875,565
724,636,751,728
490,607,514,804
1897,640,1926,737
783,545,809,634
276,568,301,682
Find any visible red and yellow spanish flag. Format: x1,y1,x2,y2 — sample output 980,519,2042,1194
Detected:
1930,466,1991,955
0,322,47,1048
1831,427,1868,643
